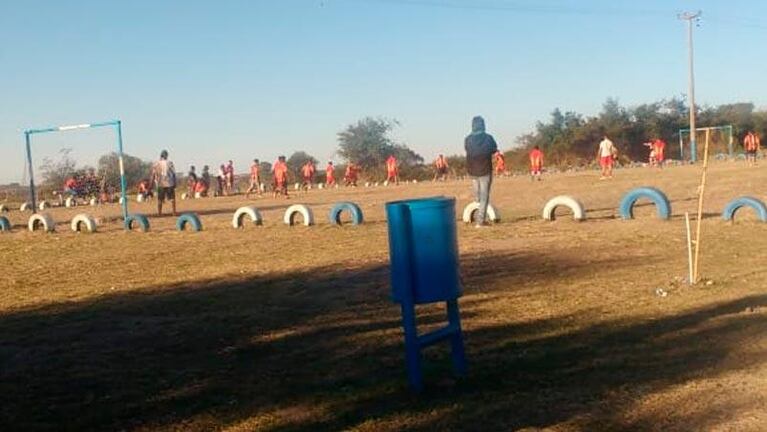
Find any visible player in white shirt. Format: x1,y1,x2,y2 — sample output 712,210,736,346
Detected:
597,136,617,179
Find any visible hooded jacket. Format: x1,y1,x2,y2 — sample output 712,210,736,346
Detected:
464,116,499,176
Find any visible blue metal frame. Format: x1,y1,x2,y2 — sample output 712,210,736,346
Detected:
679,125,733,162
24,120,129,228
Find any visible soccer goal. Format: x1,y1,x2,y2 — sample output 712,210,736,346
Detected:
24,120,130,227
678,125,733,162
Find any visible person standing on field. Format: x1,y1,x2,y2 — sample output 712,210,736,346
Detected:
529,145,544,181
385,155,399,185
245,159,262,198
433,154,449,181
597,135,617,179
186,165,197,198
465,115,498,227
325,161,336,187
744,131,761,166
493,151,506,177
150,149,177,216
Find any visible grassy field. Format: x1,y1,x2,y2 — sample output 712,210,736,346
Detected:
1,162,766,431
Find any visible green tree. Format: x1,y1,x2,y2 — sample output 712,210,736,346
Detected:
337,117,423,176
97,152,152,189
286,151,318,180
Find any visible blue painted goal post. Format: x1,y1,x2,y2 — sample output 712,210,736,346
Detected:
23,120,130,229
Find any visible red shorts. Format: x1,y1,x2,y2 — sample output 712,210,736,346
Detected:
600,156,614,167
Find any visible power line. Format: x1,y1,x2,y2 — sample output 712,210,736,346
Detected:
351,0,669,18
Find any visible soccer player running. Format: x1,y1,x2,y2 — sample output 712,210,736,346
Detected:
529,145,544,181
245,159,262,198
744,131,761,166
272,156,289,198
150,149,177,216
597,135,617,179
325,161,336,187
465,115,498,228
433,154,449,181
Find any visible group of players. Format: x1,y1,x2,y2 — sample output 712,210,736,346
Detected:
241,155,401,199
79,129,760,216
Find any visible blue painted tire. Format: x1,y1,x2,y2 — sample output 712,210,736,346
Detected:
125,213,150,232
619,187,671,220
722,196,767,222
328,202,364,225
0,216,10,232
176,212,202,232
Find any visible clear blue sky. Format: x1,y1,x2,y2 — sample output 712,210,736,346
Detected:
1,0,765,183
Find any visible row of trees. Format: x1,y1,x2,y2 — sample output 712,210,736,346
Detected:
507,98,767,169
36,100,767,189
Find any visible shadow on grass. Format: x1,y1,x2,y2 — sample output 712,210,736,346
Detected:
0,251,764,431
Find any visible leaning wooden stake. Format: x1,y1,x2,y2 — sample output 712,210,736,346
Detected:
692,129,711,283
685,212,693,285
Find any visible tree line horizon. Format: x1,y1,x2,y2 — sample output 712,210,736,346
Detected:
32,97,767,189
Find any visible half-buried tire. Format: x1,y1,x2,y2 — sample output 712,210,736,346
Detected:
722,196,767,222
28,213,55,233
176,212,202,231
618,187,671,220
125,214,150,232
328,202,364,225
232,206,263,228
71,213,98,233
542,195,586,221
0,216,11,232
284,204,314,226
462,202,500,223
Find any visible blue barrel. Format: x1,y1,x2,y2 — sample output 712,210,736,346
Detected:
385,196,462,304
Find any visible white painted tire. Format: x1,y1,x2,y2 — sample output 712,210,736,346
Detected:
194,192,202,199
542,195,586,221
181,192,188,200
65,197,77,208
294,183,301,191
283,204,314,226
38,200,50,210
119,197,125,204
89,197,98,206
137,194,145,203
20,202,31,212
462,202,500,223
364,182,371,187
318,183,324,190
71,213,97,233
28,213,55,232
232,206,263,228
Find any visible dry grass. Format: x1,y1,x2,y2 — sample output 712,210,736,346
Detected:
1,161,766,431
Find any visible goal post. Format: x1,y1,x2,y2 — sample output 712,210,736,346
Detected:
23,120,130,228
678,125,733,162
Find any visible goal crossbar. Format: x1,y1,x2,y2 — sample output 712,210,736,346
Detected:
23,120,130,228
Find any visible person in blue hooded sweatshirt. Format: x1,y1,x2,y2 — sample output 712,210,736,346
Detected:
464,116,498,227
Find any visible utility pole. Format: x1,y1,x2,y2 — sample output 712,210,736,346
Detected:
679,10,702,162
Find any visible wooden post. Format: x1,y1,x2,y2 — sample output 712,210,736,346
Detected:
685,212,694,285
692,128,710,283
